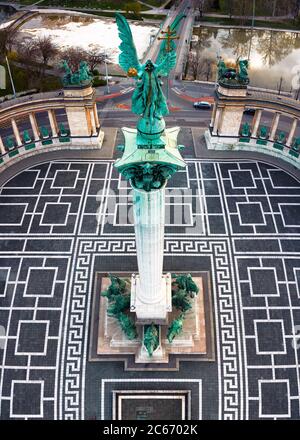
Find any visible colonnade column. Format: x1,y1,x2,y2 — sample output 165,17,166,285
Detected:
286,119,297,147
29,113,40,141
48,110,58,137
269,112,280,141
11,118,22,147
0,135,5,155
252,109,262,138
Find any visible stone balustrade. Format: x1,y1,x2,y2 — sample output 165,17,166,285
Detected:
206,82,300,168
0,84,104,170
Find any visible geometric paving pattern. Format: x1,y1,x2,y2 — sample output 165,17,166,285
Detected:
0,159,299,419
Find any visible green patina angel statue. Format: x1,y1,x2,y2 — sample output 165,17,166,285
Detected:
115,13,176,124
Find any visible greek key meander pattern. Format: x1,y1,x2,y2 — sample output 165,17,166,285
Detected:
62,239,241,419
1,159,300,419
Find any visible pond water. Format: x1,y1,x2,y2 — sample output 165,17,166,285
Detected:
18,14,159,64
191,26,300,91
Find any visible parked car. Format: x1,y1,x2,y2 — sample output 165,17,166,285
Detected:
193,101,212,110
243,108,255,115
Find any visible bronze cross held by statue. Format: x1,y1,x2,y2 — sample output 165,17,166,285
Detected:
158,25,179,53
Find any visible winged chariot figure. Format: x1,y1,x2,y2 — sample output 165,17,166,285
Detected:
115,13,177,124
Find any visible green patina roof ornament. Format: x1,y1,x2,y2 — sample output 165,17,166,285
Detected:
241,122,250,137
277,131,286,143
59,122,68,136
114,13,186,192
259,125,268,139
61,60,93,87
6,136,15,150
41,126,49,138
293,137,300,151
218,58,249,86
23,130,31,143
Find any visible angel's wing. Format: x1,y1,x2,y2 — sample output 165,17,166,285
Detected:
156,51,177,77
115,13,141,75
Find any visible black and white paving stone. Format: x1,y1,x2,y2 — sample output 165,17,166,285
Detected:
0,158,299,419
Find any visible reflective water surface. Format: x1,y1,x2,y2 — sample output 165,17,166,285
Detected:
192,27,300,91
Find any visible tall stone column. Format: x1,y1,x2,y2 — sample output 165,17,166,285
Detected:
286,119,297,147
115,126,185,324
269,112,280,141
11,118,22,147
252,109,262,138
29,113,40,141
48,110,58,137
0,135,5,155
132,186,165,305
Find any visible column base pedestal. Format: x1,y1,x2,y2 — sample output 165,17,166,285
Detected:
130,273,172,325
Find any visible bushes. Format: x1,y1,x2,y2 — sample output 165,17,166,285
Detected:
92,77,107,87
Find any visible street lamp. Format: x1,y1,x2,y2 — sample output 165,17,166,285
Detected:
215,51,221,89
6,56,16,99
248,0,256,60
104,51,110,95
252,0,256,28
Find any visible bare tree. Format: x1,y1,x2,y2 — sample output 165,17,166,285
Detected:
198,57,213,81
85,48,105,72
0,27,17,61
15,39,40,87
16,39,38,64
59,46,88,72
36,36,58,67
189,52,202,80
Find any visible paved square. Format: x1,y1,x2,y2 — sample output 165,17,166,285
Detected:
255,321,286,354
41,203,69,225
16,321,48,354
249,268,279,296
25,268,56,297
0,159,299,420
238,203,265,225
259,381,290,418
11,382,43,418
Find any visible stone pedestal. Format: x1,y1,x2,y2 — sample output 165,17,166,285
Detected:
63,84,104,147
97,277,207,365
